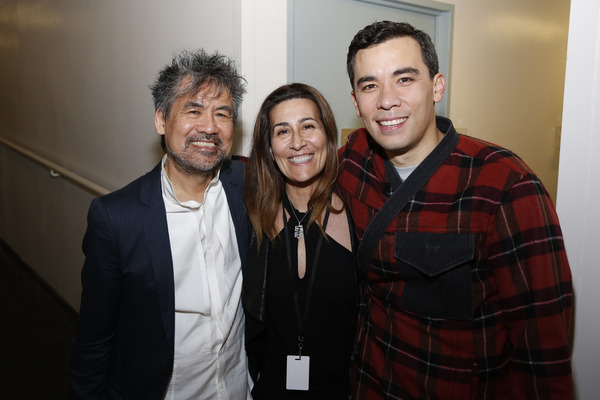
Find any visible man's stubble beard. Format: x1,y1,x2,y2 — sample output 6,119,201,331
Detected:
166,137,228,179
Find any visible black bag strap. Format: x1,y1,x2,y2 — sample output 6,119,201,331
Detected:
357,129,459,274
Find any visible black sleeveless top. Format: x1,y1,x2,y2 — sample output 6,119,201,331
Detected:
245,204,357,399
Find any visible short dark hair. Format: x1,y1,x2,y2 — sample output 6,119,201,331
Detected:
150,49,246,151
244,83,340,244
346,21,439,89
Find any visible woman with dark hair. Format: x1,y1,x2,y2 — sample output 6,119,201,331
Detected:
243,83,357,399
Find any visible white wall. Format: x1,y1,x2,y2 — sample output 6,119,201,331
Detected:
447,0,569,203
556,0,600,398
238,0,288,154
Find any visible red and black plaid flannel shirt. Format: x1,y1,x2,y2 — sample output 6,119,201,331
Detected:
337,117,573,399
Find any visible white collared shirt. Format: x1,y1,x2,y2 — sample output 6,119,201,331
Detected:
160,155,250,399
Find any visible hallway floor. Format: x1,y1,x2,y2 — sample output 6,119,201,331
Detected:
0,239,77,399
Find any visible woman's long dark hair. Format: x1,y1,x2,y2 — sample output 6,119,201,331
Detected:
244,83,340,246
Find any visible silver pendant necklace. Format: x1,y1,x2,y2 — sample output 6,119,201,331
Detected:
286,195,311,239
290,206,309,239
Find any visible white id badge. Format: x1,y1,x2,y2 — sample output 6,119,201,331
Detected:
286,355,310,390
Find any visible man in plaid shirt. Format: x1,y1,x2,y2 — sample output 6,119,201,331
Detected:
338,21,573,399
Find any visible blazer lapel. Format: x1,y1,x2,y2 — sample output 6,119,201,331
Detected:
140,163,175,349
219,159,249,270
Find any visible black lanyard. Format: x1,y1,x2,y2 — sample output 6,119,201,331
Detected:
282,195,330,354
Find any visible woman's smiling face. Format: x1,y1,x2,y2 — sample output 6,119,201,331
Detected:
269,98,327,190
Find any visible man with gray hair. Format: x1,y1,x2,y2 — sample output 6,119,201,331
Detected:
69,49,251,399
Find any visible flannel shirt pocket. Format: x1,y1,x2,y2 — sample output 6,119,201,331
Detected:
394,232,475,320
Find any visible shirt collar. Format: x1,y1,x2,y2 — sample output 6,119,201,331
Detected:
160,154,221,210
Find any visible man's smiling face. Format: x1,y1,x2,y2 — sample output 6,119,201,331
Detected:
351,36,446,167
155,82,234,177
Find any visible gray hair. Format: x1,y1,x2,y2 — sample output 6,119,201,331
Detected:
150,49,246,122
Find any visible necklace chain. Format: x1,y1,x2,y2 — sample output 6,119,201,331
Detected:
288,200,310,240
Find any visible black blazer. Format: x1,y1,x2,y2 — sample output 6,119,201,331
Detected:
69,159,249,400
